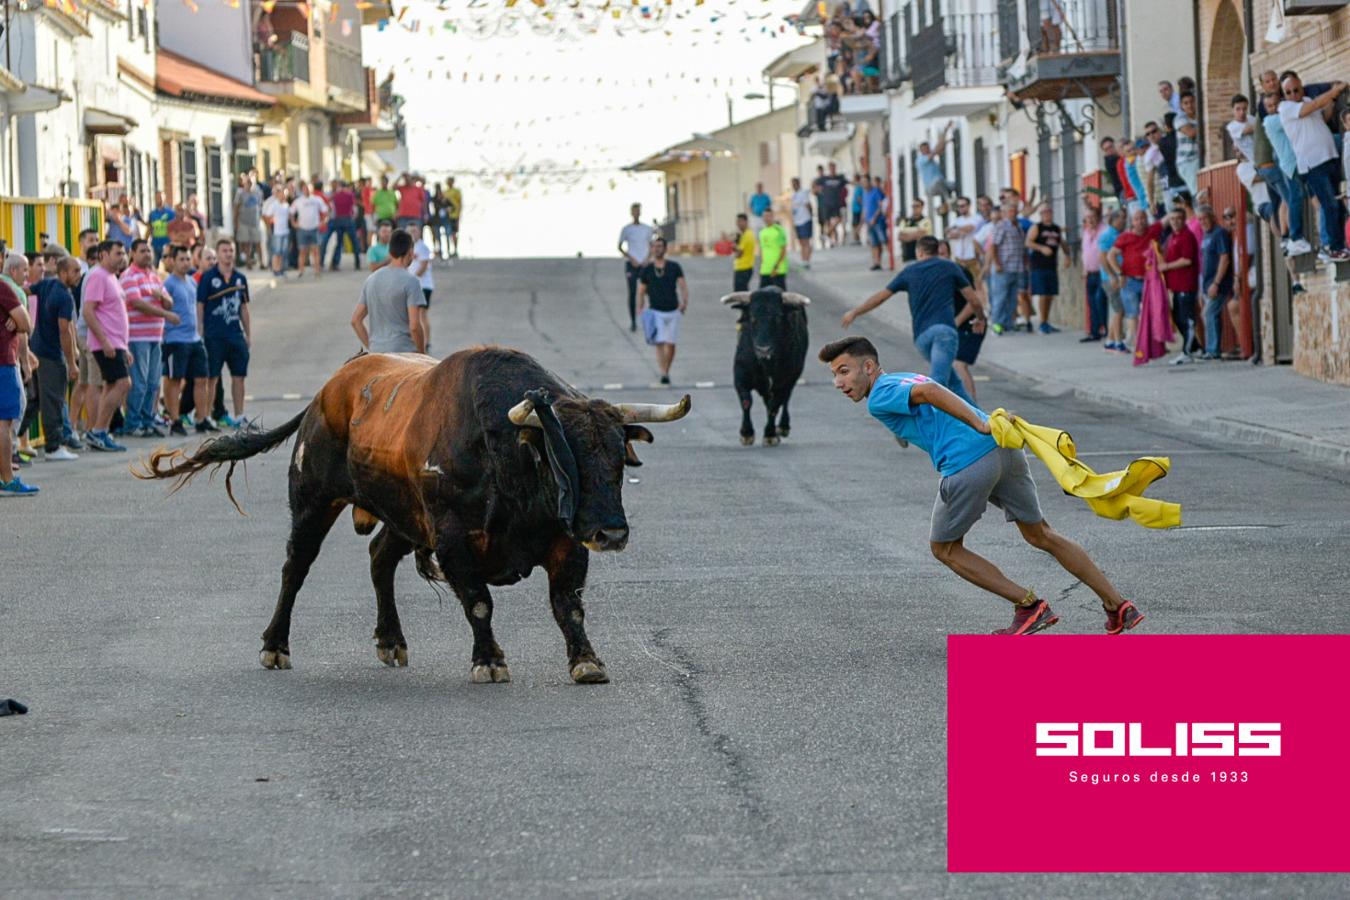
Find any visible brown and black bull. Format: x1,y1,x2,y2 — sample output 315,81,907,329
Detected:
722,287,810,446
137,347,690,684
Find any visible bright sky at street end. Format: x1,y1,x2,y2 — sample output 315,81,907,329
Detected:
363,1,812,258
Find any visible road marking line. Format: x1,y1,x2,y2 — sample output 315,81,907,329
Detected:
603,383,624,390
244,395,255,402
281,393,302,400
695,381,715,388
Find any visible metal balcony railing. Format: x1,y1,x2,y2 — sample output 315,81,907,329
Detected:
912,12,1001,100
327,44,366,97
1006,0,1118,60
257,33,310,84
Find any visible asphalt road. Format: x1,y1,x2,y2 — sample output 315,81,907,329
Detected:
3,256,1349,899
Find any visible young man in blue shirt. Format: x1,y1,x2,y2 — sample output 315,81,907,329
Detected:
161,244,216,435
818,335,1145,635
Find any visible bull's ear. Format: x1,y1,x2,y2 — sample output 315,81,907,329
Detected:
624,424,654,444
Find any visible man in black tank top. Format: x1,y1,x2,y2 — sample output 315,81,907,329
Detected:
1025,204,1065,334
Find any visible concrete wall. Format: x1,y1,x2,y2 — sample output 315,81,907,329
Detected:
158,0,253,85
1121,0,1197,138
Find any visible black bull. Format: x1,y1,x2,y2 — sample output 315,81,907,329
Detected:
137,347,691,685
723,287,810,446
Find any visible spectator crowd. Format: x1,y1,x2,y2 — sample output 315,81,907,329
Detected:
0,170,465,497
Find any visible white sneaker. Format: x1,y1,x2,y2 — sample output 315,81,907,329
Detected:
1169,352,1192,366
1286,239,1313,255
44,446,79,461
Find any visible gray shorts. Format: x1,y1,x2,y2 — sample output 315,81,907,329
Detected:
931,447,1044,542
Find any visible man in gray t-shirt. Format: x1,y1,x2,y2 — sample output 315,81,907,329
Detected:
351,228,428,353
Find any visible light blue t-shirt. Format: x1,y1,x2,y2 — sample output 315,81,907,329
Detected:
749,192,772,216
368,242,390,266
1096,224,1120,258
867,372,996,477
162,273,199,344
1263,115,1298,179
917,152,943,189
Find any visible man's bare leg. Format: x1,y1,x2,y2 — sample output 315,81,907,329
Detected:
930,538,1032,605
1015,520,1124,610
231,376,247,418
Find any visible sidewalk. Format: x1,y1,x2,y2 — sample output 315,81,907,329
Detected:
795,244,1350,469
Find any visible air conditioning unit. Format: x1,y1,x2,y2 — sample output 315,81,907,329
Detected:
1284,0,1349,13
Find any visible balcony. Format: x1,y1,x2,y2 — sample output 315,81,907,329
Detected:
256,32,324,108
326,43,367,113
908,11,1005,120
998,0,1120,101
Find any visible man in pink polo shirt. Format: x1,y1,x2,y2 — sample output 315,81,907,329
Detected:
81,241,132,452
121,238,179,437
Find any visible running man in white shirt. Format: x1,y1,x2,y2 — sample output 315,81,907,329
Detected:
410,223,435,351
790,176,814,270
618,202,655,332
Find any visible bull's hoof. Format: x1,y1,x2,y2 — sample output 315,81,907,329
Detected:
778,426,790,438
260,649,292,670
471,663,511,683
763,434,781,447
739,433,754,446
570,659,610,684
376,644,409,667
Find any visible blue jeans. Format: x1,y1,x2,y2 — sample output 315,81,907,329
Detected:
323,217,361,269
1085,271,1107,337
1260,164,1305,242
915,323,976,407
989,270,1021,331
126,340,162,430
1203,292,1228,356
1301,158,1344,252
1120,276,1144,319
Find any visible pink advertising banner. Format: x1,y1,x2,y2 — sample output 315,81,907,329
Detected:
947,635,1350,872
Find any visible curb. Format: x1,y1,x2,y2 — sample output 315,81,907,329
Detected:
795,268,1350,472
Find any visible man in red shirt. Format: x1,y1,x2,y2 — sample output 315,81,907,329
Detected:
323,179,361,271
1106,208,1164,350
395,174,425,233
1156,206,1200,363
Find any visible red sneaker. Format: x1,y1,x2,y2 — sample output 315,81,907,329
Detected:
1105,600,1145,635
992,599,1059,635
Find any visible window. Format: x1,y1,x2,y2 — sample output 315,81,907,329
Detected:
127,148,142,208
206,144,224,228
138,8,150,52
974,137,986,199
150,158,159,200
180,140,199,204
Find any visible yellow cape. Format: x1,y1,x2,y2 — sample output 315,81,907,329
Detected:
987,409,1181,529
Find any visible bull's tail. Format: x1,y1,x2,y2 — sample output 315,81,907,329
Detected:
134,409,309,514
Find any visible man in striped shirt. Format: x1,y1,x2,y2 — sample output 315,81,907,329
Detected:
120,238,178,437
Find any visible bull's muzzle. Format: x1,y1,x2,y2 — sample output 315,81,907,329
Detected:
584,526,630,552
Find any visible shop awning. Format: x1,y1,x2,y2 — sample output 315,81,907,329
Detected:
84,108,137,136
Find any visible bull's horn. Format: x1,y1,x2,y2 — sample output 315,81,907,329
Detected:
614,394,692,424
781,292,811,306
507,397,541,427
720,292,751,306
